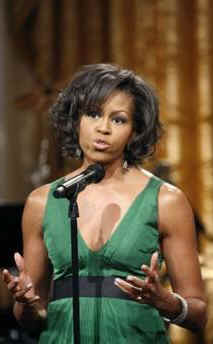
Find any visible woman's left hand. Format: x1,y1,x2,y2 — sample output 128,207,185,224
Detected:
114,252,169,308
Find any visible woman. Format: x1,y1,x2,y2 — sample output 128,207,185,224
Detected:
2,64,207,343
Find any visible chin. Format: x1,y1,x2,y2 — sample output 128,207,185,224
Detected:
86,156,112,167
85,150,122,166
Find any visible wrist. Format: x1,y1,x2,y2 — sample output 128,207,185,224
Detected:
156,289,181,316
163,292,188,325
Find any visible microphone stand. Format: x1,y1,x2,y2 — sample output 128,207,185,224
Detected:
67,183,82,344
54,164,105,343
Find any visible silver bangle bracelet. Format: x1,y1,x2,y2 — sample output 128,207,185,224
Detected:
163,292,188,325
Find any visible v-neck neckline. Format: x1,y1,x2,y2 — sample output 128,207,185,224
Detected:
77,176,154,254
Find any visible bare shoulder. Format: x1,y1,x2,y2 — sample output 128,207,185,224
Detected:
24,183,50,215
22,183,51,237
158,182,195,236
159,182,188,206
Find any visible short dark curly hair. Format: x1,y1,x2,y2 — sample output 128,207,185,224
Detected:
50,63,163,166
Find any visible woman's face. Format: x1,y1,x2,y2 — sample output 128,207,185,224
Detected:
79,91,134,165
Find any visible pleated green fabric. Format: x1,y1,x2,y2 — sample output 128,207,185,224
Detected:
39,175,170,343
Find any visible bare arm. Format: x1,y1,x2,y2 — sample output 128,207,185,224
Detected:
2,184,51,333
158,184,207,331
115,183,207,332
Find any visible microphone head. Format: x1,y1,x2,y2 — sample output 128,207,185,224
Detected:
86,163,105,183
53,163,105,199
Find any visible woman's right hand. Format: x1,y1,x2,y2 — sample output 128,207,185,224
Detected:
2,252,40,305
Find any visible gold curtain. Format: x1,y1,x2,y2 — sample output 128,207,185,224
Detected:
4,1,213,342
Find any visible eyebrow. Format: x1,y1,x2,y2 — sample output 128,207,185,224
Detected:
109,109,132,116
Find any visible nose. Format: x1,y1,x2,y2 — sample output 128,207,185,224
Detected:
96,117,111,134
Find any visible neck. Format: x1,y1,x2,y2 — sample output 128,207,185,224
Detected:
81,158,130,182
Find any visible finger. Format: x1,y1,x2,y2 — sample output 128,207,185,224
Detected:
126,275,145,288
14,252,25,274
7,277,20,292
15,285,33,299
141,265,159,285
27,295,40,305
114,278,142,298
141,265,153,277
19,282,33,295
16,294,40,305
141,252,159,279
150,251,159,272
13,282,36,302
2,269,15,284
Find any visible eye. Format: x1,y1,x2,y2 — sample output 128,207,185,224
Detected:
85,111,101,119
112,115,128,124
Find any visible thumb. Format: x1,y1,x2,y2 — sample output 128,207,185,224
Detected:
14,252,25,274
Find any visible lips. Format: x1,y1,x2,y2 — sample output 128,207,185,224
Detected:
93,139,110,150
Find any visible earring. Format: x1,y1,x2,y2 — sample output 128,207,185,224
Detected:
75,147,82,159
123,160,128,170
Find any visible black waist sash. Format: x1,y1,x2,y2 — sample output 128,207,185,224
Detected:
51,276,133,301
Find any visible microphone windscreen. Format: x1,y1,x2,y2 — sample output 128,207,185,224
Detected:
87,163,105,183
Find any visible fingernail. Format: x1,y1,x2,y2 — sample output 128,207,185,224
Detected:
114,278,122,284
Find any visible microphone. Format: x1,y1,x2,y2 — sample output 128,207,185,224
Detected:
53,163,105,198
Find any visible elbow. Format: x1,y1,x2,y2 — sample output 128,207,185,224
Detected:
198,301,208,331
190,300,208,332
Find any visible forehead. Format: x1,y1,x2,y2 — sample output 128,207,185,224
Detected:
101,91,134,113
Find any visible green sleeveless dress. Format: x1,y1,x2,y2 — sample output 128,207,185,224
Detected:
39,175,170,343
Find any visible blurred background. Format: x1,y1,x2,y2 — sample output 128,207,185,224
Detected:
0,0,213,343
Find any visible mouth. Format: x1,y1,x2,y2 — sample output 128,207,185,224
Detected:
93,139,110,150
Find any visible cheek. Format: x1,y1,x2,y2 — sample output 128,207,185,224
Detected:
79,117,93,134
111,130,132,154
79,121,92,149
120,128,133,146
79,119,87,138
